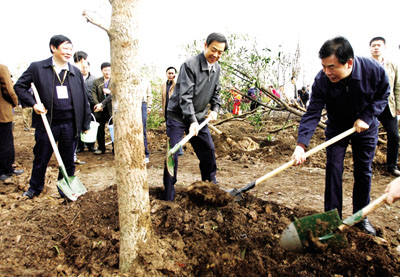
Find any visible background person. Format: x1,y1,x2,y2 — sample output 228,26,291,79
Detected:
91,62,112,155
369,36,400,177
0,64,24,181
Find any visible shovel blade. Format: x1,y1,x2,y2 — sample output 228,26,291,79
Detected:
280,209,347,252
57,176,87,201
166,139,175,176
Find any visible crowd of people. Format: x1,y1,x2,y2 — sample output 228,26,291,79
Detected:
1,33,400,235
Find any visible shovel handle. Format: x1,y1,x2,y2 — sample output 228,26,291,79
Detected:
31,84,66,169
254,127,356,186
168,117,213,155
339,192,388,231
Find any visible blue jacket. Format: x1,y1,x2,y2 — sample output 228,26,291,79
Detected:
167,52,222,124
14,57,91,135
298,56,390,147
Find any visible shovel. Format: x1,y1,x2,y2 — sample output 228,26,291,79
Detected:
166,117,212,176
280,192,389,253
228,127,356,200
31,84,87,201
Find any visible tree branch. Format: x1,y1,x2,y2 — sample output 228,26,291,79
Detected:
82,10,110,35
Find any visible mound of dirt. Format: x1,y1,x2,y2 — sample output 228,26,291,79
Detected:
1,184,399,276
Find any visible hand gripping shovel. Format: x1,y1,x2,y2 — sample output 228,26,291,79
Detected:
166,117,213,176
280,192,389,253
31,85,87,201
228,127,356,200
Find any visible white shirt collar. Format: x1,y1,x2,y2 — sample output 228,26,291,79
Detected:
52,58,69,74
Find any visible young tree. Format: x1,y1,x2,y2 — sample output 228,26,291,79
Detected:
83,0,151,273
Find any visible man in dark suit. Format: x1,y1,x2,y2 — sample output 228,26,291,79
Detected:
14,35,91,199
91,62,112,155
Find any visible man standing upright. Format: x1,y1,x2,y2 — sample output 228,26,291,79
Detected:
370,36,400,176
291,36,389,235
163,32,227,201
14,35,91,199
161,66,177,119
0,64,24,181
91,62,112,155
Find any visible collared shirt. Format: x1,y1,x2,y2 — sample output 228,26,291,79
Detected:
52,58,69,74
297,56,390,147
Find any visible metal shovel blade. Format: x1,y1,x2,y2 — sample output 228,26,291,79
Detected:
280,209,347,252
166,139,175,176
57,176,87,201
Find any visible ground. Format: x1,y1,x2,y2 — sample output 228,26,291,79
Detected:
0,108,399,276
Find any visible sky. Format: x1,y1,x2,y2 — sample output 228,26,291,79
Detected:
2,0,400,85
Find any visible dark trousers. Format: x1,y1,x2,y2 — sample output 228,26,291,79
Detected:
96,110,111,152
28,121,76,195
378,106,399,170
0,122,15,175
142,102,149,158
324,125,378,218
163,118,217,201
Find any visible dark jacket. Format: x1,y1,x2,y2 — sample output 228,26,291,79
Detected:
14,57,91,135
91,77,113,118
298,56,390,147
167,52,222,124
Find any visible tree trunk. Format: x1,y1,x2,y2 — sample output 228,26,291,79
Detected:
109,0,151,273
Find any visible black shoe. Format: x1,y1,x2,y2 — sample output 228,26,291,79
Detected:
12,169,24,175
22,191,36,199
387,168,400,177
355,218,376,236
0,174,11,181
87,147,96,152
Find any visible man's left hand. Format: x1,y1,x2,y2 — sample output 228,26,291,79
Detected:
208,111,218,121
354,119,369,133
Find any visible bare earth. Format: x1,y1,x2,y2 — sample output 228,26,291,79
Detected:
0,108,399,276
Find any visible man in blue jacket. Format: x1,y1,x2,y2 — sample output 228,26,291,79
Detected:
14,35,91,199
291,36,390,235
163,32,227,201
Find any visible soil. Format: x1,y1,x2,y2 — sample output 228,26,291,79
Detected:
1,108,400,276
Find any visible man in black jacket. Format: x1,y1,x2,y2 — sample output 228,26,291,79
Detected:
14,35,91,199
163,32,227,201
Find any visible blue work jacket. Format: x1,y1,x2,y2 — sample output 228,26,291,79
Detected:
298,56,390,147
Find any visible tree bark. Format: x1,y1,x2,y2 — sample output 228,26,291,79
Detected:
108,0,151,273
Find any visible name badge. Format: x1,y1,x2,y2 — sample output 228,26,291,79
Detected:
56,86,69,99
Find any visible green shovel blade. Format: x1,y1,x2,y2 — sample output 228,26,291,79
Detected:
292,209,348,250
166,139,175,176
58,166,87,201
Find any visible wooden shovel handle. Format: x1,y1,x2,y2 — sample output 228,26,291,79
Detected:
168,117,213,155
339,193,388,231
31,84,65,168
255,127,356,186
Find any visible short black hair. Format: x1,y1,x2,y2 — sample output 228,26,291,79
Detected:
101,62,111,70
49,35,72,54
166,66,177,73
369,36,386,46
319,36,354,65
73,51,88,63
206,32,228,51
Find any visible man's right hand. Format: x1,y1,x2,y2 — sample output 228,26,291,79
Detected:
189,122,200,136
385,177,400,204
94,103,103,112
291,145,306,165
33,103,47,114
